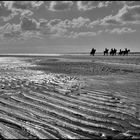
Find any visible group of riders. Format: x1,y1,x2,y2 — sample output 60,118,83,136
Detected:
90,48,130,56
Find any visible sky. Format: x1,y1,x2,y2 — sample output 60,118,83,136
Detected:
0,1,140,54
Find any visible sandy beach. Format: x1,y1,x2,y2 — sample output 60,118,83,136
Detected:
0,54,140,139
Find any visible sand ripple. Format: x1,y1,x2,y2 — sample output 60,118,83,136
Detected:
0,57,140,139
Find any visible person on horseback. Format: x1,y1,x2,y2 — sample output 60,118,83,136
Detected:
124,48,130,56
113,48,117,55
119,49,122,55
90,48,96,56
110,48,113,56
104,48,109,56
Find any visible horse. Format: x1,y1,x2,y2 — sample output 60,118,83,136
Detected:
113,48,117,55
124,49,130,56
118,49,123,56
103,48,109,56
119,49,130,56
90,48,96,56
110,49,114,56
110,48,117,56
121,49,130,56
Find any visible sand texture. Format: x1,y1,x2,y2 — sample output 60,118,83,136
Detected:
0,55,140,139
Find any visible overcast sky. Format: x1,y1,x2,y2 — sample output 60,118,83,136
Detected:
0,1,140,54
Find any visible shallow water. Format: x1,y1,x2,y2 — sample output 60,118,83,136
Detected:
0,56,140,139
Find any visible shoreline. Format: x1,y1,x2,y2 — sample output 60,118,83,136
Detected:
0,52,140,57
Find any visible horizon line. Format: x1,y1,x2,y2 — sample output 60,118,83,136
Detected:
0,52,139,56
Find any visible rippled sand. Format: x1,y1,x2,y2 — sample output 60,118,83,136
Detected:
0,55,140,139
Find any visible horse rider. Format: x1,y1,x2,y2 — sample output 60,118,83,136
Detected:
90,48,96,56
110,48,113,55
113,48,117,55
119,49,122,55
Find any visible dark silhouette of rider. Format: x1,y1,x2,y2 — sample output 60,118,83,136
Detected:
90,48,96,56
105,48,109,51
114,48,117,52
113,48,117,55
110,48,113,55
125,48,127,51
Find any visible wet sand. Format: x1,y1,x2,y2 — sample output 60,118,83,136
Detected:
0,55,140,139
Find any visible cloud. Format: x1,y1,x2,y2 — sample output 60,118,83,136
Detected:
70,17,91,28
39,19,48,28
87,19,100,28
45,17,92,38
0,23,11,33
0,21,42,41
43,17,91,38
4,1,44,10
47,17,91,29
100,15,122,26
50,30,100,39
101,4,140,25
116,1,136,6
0,16,51,41
21,31,42,40
47,19,62,26
12,1,32,10
0,1,16,21
0,2,12,17
118,4,140,24
105,27,136,34
0,17,95,40
0,23,22,40
2,1,13,10
2,1,32,21
46,18,102,38
0,22,20,33
77,1,112,11
50,28,68,38
20,17,39,31
2,1,43,18
49,1,73,11
30,1,44,8
3,30,21,40
70,31,102,38
46,19,67,38
1,17,50,40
